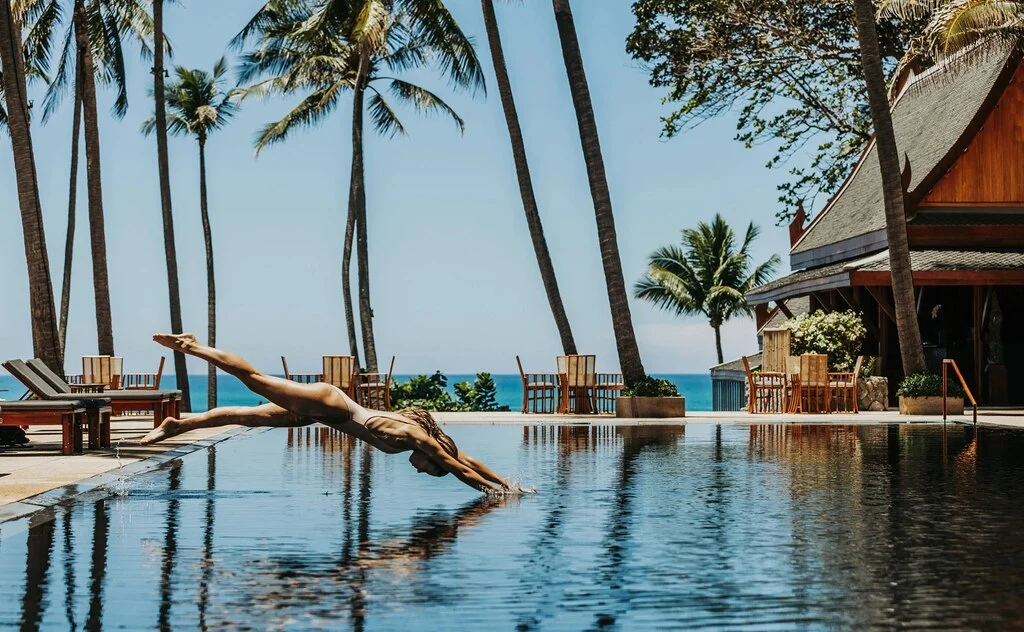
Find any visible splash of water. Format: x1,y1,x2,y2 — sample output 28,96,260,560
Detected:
495,480,536,495
109,438,130,497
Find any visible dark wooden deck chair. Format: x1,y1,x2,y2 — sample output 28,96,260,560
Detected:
120,357,166,390
829,355,864,413
0,400,86,455
742,355,786,414
15,359,180,429
323,355,357,399
359,356,394,411
515,355,556,413
5,360,113,449
557,354,596,414
799,354,830,413
82,355,123,390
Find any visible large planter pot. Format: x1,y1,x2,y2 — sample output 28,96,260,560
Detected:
898,395,964,416
616,396,685,419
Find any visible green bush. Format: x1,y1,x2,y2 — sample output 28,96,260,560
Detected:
453,372,510,411
785,309,866,372
623,377,680,398
389,371,510,412
896,373,965,398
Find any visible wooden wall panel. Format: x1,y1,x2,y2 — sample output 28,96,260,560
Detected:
921,65,1024,206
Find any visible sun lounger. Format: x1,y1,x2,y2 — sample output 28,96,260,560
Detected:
0,399,86,455
5,359,180,429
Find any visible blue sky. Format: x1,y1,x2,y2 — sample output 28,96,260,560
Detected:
0,0,797,376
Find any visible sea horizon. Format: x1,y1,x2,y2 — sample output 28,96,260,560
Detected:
0,373,713,412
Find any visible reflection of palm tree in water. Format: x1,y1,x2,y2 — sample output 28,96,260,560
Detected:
198,447,217,631
158,461,182,631
20,511,56,632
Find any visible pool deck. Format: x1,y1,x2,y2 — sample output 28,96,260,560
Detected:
0,418,240,522
2,409,1022,521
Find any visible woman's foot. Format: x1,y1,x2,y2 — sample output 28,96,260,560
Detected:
153,333,198,354
140,417,184,445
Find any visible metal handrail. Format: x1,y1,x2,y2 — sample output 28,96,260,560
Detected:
942,359,978,425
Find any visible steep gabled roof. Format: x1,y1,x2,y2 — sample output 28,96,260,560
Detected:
790,45,1020,270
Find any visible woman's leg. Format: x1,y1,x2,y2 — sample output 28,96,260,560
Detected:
140,403,309,445
153,333,360,421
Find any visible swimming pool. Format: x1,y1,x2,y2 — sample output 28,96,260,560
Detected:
3,423,1023,630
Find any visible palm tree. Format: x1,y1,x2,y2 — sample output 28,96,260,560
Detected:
882,0,1024,68
236,0,484,371
550,0,645,387
151,0,192,412
481,0,576,354
634,215,781,364
0,0,63,372
143,59,238,411
28,0,154,358
852,0,927,375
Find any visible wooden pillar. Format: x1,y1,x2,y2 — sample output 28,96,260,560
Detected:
974,286,984,401
878,299,888,378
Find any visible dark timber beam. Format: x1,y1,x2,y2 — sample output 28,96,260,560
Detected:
865,286,897,324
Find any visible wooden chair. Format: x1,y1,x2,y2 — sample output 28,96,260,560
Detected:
829,356,864,414
281,356,322,384
557,354,596,414
359,356,394,411
786,355,802,413
82,355,123,390
595,373,624,414
323,355,357,399
121,357,166,390
515,356,556,413
742,355,786,414
799,354,830,414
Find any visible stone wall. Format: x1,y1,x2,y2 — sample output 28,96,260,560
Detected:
858,376,888,411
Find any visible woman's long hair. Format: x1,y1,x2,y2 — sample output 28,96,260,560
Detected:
398,407,458,458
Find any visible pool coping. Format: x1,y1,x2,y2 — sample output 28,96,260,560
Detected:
0,425,254,533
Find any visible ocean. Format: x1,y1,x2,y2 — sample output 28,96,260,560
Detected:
0,373,712,413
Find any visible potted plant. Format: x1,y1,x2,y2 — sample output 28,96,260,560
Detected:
896,373,965,415
616,377,685,418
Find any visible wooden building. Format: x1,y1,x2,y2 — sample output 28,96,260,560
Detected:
747,45,1024,406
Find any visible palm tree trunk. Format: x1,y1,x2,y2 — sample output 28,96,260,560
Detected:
852,0,926,376
153,0,192,411
342,204,361,368
483,0,577,355
714,325,723,365
351,47,378,372
73,0,114,356
0,0,63,373
551,0,645,387
59,60,84,355
198,137,217,411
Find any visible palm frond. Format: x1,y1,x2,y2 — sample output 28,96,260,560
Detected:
367,86,407,137
387,77,464,132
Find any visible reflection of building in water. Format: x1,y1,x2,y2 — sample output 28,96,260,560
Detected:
522,424,685,453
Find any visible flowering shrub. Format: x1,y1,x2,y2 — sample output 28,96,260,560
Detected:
785,309,866,372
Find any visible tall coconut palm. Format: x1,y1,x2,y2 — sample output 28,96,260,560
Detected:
28,0,154,358
481,0,576,354
852,0,927,375
550,0,644,386
634,215,781,365
0,0,63,372
143,59,237,411
151,0,192,411
236,0,484,372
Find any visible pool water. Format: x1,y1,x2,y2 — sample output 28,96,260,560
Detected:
3,423,1024,630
